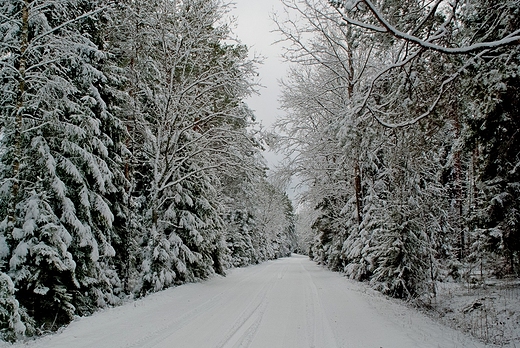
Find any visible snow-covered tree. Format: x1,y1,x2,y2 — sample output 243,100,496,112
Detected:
109,0,261,294
272,0,519,301
456,0,520,277
223,172,297,266
274,0,487,299
221,143,266,266
0,0,289,341
0,0,128,331
255,179,297,260
0,241,26,342
274,0,380,271
327,0,520,127
294,204,319,255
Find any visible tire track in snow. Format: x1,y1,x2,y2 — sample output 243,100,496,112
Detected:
214,262,285,348
214,298,267,348
125,263,274,348
302,262,317,347
8,256,490,348
124,290,226,348
300,260,339,348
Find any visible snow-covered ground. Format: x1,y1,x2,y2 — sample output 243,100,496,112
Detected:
427,279,520,346
4,255,494,348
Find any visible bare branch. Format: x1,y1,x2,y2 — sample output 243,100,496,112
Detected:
339,0,520,54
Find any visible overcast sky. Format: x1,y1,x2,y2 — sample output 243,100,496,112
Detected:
229,0,289,169
230,0,287,128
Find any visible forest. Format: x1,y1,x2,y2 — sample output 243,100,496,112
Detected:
0,0,519,344
276,0,520,301
0,0,296,341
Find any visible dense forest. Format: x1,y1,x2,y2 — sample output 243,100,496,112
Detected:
0,0,296,341
275,0,519,299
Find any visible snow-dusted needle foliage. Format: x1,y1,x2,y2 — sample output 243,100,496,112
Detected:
0,0,296,341
276,0,519,300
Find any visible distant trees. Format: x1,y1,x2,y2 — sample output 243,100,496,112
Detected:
275,0,519,299
0,0,295,341
224,176,296,266
294,204,317,255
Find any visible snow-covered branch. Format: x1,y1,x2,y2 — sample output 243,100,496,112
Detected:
335,0,520,54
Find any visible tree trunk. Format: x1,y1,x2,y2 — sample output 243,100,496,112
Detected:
354,160,362,225
10,0,29,222
453,114,464,260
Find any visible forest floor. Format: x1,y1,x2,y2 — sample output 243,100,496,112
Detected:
2,255,502,348
424,278,520,347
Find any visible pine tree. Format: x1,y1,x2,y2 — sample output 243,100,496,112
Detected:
0,0,274,341
221,153,265,267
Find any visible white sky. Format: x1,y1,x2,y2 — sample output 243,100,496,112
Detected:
228,0,289,169
228,1,305,202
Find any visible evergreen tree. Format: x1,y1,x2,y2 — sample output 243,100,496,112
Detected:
460,0,520,277
254,178,297,260
0,0,126,330
0,0,280,341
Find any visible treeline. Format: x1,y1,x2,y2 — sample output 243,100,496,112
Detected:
0,0,295,341
275,0,519,300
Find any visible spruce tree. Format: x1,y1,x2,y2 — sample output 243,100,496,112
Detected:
0,0,125,330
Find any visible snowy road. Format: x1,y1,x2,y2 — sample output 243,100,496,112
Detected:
9,255,488,348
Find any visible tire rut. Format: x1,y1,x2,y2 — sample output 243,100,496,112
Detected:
123,263,279,348
214,262,284,348
124,290,226,348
